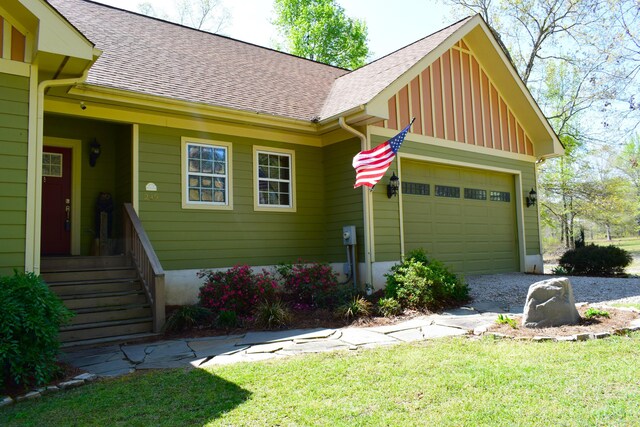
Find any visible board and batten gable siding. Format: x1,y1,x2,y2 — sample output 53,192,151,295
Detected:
0,73,29,274
370,134,539,263
376,39,535,157
323,137,364,262
138,125,328,270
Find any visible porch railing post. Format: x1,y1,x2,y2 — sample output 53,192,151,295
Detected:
123,203,165,333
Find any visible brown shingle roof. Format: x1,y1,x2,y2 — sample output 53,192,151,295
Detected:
47,0,470,123
47,0,348,121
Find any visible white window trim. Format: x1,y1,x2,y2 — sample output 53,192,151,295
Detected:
253,146,296,212
181,137,233,210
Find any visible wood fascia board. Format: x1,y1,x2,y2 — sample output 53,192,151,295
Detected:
19,0,94,60
45,96,324,147
468,18,562,157
370,125,537,163
67,85,320,135
365,16,482,121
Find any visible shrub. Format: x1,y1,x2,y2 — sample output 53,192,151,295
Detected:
558,244,632,276
584,308,610,320
254,299,291,329
164,305,213,332
377,297,402,317
336,296,373,321
384,249,469,311
496,314,518,329
198,265,278,316
0,272,73,387
551,265,568,275
216,310,239,328
278,261,340,308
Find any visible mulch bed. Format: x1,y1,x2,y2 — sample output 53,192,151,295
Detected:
487,305,639,338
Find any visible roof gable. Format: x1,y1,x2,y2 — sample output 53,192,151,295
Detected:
337,14,561,158
373,37,536,157
319,17,471,122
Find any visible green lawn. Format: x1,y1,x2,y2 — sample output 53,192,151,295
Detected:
589,236,640,254
3,334,640,426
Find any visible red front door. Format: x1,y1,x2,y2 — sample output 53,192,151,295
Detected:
41,146,72,255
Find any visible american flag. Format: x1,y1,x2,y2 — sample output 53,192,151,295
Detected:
352,119,414,188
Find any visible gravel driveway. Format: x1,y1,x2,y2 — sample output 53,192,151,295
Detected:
466,273,640,309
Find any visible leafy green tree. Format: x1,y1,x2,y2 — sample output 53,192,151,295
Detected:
272,0,370,69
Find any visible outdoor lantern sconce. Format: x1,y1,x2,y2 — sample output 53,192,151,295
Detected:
387,172,400,198
89,139,101,167
526,188,537,207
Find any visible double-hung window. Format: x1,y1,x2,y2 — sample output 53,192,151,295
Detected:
181,138,232,210
254,146,296,211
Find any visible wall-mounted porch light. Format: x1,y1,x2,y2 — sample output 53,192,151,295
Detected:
387,172,400,198
526,188,537,207
89,139,101,167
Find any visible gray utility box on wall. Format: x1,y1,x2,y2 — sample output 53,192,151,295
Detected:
342,225,356,246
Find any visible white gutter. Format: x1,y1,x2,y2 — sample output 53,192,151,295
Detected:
338,117,374,288
27,68,90,274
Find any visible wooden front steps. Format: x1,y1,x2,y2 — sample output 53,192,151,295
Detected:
41,255,158,347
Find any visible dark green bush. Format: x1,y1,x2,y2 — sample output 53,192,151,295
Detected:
559,244,632,276
384,249,469,311
0,272,73,387
164,305,213,332
377,297,402,317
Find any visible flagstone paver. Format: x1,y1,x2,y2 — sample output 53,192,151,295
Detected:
237,328,335,346
278,339,353,354
338,328,400,346
187,339,248,358
387,328,426,342
199,352,282,367
431,314,496,332
422,324,469,339
366,316,435,334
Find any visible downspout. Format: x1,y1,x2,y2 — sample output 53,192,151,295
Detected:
29,67,90,274
338,117,374,288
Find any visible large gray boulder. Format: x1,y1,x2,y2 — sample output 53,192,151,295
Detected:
522,277,581,328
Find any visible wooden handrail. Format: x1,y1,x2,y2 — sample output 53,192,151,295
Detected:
123,203,165,333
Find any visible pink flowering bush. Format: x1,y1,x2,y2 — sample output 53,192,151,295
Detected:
197,265,278,316
277,260,340,308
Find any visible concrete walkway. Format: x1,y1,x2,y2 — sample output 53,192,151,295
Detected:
60,303,514,378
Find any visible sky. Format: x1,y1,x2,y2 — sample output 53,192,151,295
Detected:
91,0,456,61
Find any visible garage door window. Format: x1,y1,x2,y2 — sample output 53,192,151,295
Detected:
490,191,511,202
402,182,430,195
435,185,460,198
464,188,487,200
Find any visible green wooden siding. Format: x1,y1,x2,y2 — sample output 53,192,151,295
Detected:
370,134,540,267
44,116,132,254
323,138,364,263
0,73,29,274
138,125,332,270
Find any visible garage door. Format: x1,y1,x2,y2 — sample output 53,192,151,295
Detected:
402,160,518,275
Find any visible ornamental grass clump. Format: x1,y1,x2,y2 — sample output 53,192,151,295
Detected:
198,265,278,317
384,249,469,311
0,272,73,388
277,260,340,308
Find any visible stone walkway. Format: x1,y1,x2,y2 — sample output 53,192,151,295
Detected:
60,303,512,378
